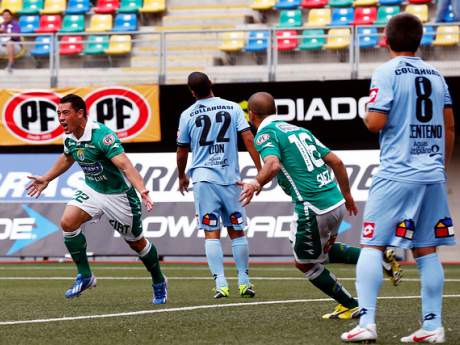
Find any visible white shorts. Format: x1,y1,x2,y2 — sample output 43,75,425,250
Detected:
67,184,143,242
0,41,22,56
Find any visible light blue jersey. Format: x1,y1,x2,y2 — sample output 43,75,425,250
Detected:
177,97,250,185
368,56,452,183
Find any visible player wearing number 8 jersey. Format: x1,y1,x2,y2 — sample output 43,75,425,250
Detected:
342,13,456,343
177,72,261,298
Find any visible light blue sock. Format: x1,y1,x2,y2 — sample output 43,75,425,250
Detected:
357,247,384,327
231,236,250,286
416,253,444,331
205,239,227,289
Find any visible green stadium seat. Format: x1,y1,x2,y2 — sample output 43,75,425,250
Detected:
117,0,142,13
375,5,400,24
329,0,353,7
299,28,325,50
59,14,85,32
83,34,109,54
18,0,44,14
277,9,303,27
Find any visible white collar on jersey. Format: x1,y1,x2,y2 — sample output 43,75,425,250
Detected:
66,121,100,142
257,114,284,133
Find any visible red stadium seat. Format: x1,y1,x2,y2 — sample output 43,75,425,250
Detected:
276,30,298,50
351,7,376,25
93,0,120,14
407,0,431,3
301,0,328,8
35,14,62,32
60,35,83,55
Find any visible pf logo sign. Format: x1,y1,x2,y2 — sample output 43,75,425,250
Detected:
86,87,150,140
3,91,62,143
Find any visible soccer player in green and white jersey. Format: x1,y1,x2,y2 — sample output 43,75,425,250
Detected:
239,92,401,319
26,94,167,304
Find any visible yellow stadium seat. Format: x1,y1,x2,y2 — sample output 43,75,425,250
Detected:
0,0,23,13
251,0,276,10
433,25,460,46
140,0,165,13
324,28,351,49
219,31,246,52
86,14,112,32
305,8,331,27
353,0,377,6
41,0,66,14
405,4,428,22
105,34,132,54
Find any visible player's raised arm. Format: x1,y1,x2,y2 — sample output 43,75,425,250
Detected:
444,107,455,171
240,130,262,171
27,153,75,198
110,153,153,211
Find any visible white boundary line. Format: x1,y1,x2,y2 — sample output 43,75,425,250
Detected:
1,295,460,326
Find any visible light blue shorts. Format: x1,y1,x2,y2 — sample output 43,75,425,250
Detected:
193,182,247,231
361,177,455,248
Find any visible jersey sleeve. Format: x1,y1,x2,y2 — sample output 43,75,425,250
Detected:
441,76,453,108
235,106,250,133
63,138,70,155
255,130,281,159
177,113,191,147
367,66,393,114
312,134,331,158
98,131,124,159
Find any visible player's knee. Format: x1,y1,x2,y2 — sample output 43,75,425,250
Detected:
60,217,79,232
128,238,147,253
296,262,325,280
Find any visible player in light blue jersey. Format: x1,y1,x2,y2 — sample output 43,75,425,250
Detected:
342,14,456,343
177,72,261,298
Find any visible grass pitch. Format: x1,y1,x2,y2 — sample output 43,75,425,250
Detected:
0,262,460,345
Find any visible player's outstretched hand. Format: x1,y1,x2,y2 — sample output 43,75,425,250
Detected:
26,176,49,198
237,181,256,207
344,193,358,216
140,190,153,211
178,175,189,195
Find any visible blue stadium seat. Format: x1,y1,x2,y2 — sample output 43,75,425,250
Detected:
31,36,51,56
112,13,137,31
331,7,354,25
66,0,91,14
275,0,301,9
378,0,402,5
19,14,40,33
443,4,455,22
245,30,269,52
358,26,378,48
420,25,435,46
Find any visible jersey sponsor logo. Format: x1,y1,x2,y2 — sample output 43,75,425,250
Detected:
276,123,298,132
103,134,115,146
109,219,131,235
434,217,454,238
256,133,270,145
410,141,441,156
362,222,375,238
85,87,151,140
76,148,85,161
79,162,103,176
395,219,415,240
368,88,379,103
2,91,62,143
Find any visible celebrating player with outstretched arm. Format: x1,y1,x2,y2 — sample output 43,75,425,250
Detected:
26,94,168,304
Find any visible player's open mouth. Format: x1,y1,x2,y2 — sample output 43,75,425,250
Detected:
61,123,68,130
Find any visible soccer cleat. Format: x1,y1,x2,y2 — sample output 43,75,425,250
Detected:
239,284,256,298
152,276,168,304
322,304,360,320
341,324,377,343
383,248,402,286
400,327,445,343
64,274,96,299
213,287,229,299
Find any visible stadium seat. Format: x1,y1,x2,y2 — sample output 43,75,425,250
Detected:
113,13,137,31
245,30,269,52
276,30,298,50
86,14,112,32
65,0,90,14
117,0,142,13
105,34,132,55
358,26,378,47
41,0,66,14
305,8,331,26
405,4,428,22
19,14,40,32
83,34,109,54
251,0,275,10
379,0,402,4
443,4,455,22
331,7,354,25
35,14,62,32
18,0,43,14
139,0,164,13
275,0,301,9
378,31,386,46
324,28,350,49
299,28,325,49
93,0,120,14
329,0,353,7
277,9,303,27
407,0,431,4
420,25,435,46
353,0,377,6
433,25,460,46
375,5,400,24
30,35,51,56
219,32,245,52
0,0,23,13
60,35,83,54
301,0,327,8
59,14,84,32
351,7,376,25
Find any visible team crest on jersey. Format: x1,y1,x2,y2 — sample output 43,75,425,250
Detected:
395,219,415,240
362,222,375,238
434,217,455,238
103,134,115,146
369,88,379,103
230,212,244,225
76,148,85,161
256,134,270,145
202,213,218,227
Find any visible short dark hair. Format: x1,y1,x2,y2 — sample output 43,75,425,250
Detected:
60,94,87,118
2,9,13,16
386,13,423,53
187,72,212,98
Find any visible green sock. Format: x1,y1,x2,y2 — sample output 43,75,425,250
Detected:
309,267,358,309
140,242,164,284
64,231,92,278
328,242,361,264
